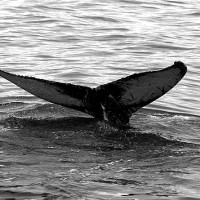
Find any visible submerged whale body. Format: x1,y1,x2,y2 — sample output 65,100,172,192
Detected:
0,61,187,126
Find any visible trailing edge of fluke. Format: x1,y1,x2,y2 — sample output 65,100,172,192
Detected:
0,61,187,126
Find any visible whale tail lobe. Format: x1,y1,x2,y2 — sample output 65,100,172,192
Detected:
96,61,187,124
0,61,187,125
0,69,95,114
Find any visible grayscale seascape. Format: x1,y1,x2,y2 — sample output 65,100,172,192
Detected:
0,0,200,199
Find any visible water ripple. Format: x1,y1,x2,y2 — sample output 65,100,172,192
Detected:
0,2,200,198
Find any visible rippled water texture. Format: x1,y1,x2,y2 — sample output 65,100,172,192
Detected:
0,0,200,200
0,0,200,115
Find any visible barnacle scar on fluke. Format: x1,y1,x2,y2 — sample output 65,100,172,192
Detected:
0,61,187,126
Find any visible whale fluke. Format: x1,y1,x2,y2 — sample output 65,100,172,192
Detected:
96,61,187,124
0,61,187,126
0,70,95,114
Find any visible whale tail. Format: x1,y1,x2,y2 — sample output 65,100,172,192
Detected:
96,61,187,124
0,61,187,125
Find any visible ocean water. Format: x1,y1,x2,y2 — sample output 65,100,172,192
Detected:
0,0,200,199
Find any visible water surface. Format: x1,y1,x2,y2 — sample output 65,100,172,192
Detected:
0,0,200,199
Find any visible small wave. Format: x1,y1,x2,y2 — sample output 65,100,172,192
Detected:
0,188,73,199
188,11,200,16
0,101,25,107
0,190,49,199
141,108,200,119
93,177,142,185
81,15,119,23
146,43,195,51
0,116,96,130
